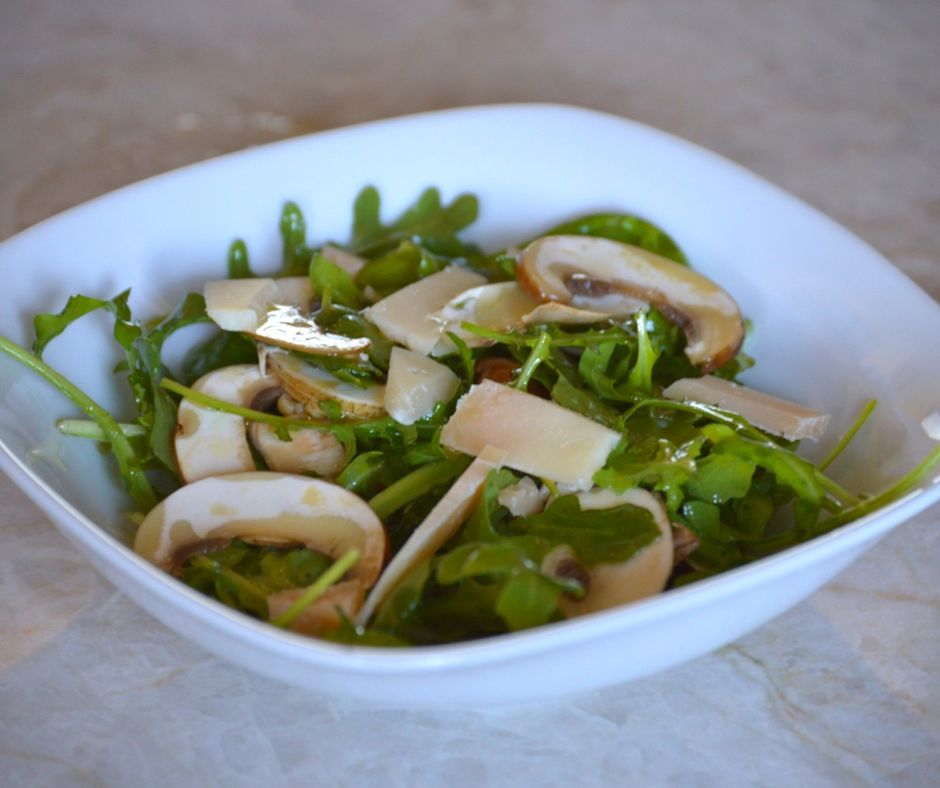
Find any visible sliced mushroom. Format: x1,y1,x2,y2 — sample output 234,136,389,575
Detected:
517,235,745,372
363,266,487,356
671,523,700,565
554,487,674,617
134,472,387,592
473,356,519,385
268,353,386,419
249,304,371,356
440,380,621,490
356,445,508,626
248,422,346,479
430,282,541,350
662,375,830,440
175,365,277,484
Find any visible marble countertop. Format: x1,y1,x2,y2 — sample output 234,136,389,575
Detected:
1,1,938,785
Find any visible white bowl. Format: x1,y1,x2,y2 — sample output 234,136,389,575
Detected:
0,104,937,707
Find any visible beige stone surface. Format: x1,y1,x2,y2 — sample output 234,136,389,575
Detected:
1,1,938,785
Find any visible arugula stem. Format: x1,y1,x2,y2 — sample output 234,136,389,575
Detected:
514,331,551,390
272,548,361,629
57,418,147,440
368,457,471,520
819,443,940,531
818,399,877,472
160,378,333,431
622,398,777,446
815,472,862,506
0,335,157,510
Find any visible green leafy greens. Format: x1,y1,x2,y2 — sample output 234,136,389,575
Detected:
2,184,937,648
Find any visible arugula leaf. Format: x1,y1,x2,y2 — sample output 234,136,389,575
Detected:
536,212,688,265
180,540,333,620
33,290,134,358
495,571,562,631
627,311,660,393
279,201,310,276
309,252,365,309
508,495,661,566
227,239,255,279
0,336,157,510
181,330,257,384
348,186,479,258
353,240,451,298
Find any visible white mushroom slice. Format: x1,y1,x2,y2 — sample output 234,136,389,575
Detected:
134,472,387,588
268,353,386,419
363,266,487,355
249,304,371,356
440,380,621,490
267,580,364,636
662,375,830,441
556,487,673,617
431,282,541,349
385,347,460,425
276,392,306,417
356,446,507,626
522,302,612,326
273,276,315,311
518,235,745,371
497,476,549,517
248,422,347,478
175,364,277,484
204,278,284,332
320,244,366,276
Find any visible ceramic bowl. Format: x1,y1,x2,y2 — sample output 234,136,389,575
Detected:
1,104,937,707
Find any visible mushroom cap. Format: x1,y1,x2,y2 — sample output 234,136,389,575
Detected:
268,353,386,420
134,472,387,588
517,235,745,372
249,304,371,356
557,487,674,617
175,364,277,484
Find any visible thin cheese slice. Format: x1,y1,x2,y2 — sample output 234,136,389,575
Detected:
440,380,621,490
431,281,540,349
385,347,460,425
204,278,283,332
662,375,830,441
356,446,507,626
363,266,487,355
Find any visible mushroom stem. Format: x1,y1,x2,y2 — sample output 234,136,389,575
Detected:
161,378,333,432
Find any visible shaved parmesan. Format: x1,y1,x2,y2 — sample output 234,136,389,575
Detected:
440,380,621,490
356,446,507,626
385,347,460,425
204,278,283,332
363,266,486,355
663,375,830,440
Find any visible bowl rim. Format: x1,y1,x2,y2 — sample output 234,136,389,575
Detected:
1,102,938,673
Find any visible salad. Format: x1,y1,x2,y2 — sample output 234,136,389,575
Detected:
1,186,937,647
